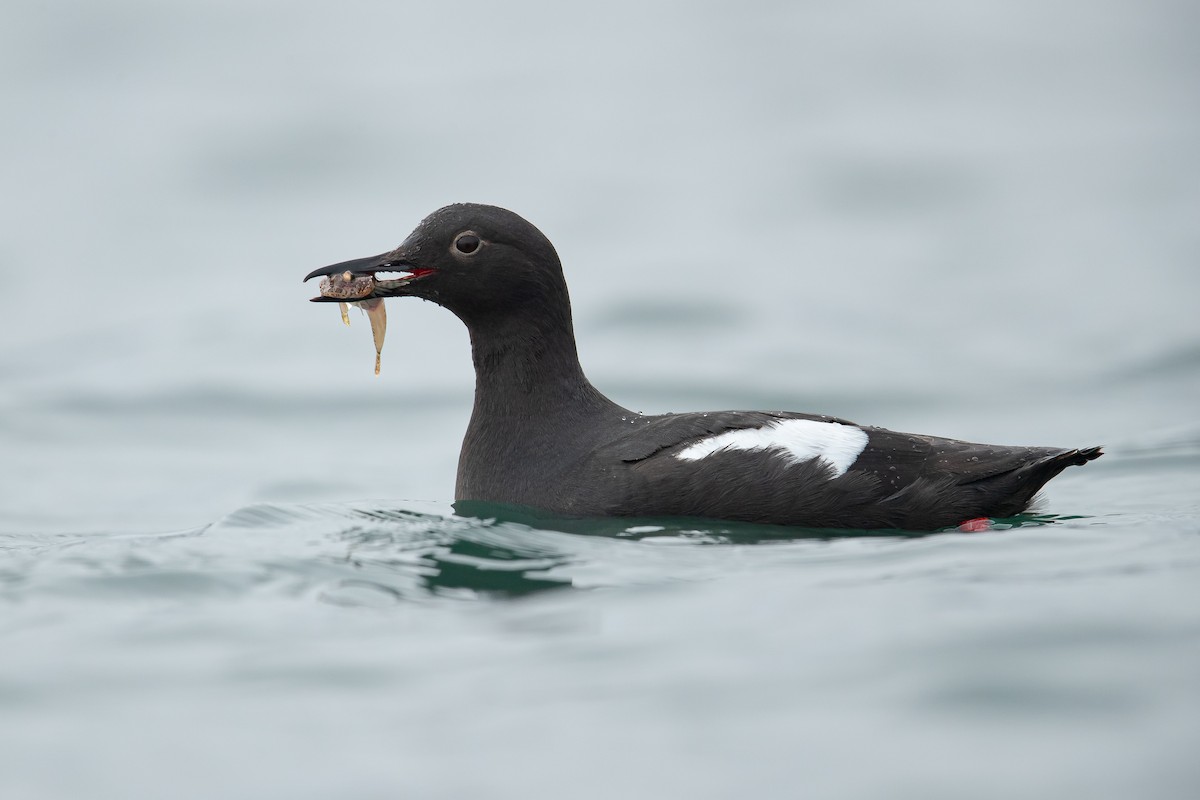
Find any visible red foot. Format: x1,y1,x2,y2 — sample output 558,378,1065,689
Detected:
958,517,993,533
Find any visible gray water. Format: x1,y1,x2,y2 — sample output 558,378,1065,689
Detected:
2,1,1199,798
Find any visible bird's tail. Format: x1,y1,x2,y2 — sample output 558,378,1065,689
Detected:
990,445,1104,517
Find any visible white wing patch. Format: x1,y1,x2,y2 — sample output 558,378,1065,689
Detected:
675,419,869,477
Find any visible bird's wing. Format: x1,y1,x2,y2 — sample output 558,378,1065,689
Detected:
596,411,1092,529
604,410,855,463
850,427,1079,494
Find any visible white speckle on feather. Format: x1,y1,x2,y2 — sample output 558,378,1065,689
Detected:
675,419,869,477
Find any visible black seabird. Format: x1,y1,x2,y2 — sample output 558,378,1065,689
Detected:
304,203,1102,530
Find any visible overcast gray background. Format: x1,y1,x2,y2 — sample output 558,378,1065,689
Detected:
3,0,1197,532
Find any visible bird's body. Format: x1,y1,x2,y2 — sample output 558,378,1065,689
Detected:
305,203,1101,530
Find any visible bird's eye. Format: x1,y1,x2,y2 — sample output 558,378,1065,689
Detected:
454,233,481,254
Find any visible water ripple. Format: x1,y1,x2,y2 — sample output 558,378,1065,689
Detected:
0,499,1135,613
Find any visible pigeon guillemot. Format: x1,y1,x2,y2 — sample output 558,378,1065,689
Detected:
304,203,1102,530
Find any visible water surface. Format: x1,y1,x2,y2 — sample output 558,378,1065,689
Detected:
2,1,1198,798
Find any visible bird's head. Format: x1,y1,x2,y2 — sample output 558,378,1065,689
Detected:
304,203,568,327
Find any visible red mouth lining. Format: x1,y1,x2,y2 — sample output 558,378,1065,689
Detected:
377,267,436,281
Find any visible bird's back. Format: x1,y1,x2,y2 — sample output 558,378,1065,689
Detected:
577,410,1103,529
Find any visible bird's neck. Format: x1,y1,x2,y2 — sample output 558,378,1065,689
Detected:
465,310,613,420
457,309,623,503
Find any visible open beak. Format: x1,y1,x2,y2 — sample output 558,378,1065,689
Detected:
303,252,435,302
